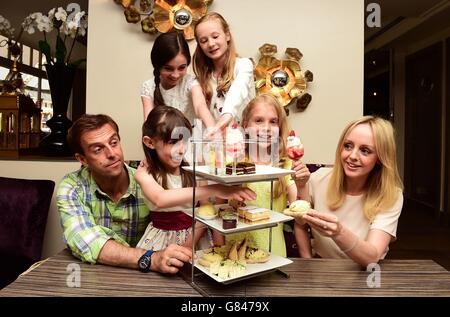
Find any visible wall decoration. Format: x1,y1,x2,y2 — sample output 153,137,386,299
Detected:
254,43,313,115
114,0,213,40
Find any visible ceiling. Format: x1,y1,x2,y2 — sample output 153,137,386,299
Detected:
365,0,450,51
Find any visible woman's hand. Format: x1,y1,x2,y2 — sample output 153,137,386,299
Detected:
291,160,310,187
302,209,343,237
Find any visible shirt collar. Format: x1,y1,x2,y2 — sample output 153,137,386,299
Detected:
83,163,138,201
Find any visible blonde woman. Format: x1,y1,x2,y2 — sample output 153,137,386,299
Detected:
293,116,403,266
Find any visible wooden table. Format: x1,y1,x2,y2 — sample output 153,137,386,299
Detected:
0,249,200,297
2,249,450,297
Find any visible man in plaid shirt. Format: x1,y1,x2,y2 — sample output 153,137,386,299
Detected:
57,114,191,273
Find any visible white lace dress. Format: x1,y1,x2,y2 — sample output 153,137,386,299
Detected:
141,74,203,164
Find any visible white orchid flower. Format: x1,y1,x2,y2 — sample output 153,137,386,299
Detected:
54,7,67,22
36,15,53,33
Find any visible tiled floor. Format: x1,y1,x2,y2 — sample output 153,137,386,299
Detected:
387,200,450,271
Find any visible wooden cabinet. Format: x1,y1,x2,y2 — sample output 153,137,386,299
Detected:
0,94,42,158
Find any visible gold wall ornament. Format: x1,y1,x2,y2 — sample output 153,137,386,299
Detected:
254,43,313,115
114,0,213,40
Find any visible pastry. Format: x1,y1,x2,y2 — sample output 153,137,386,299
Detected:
197,203,216,218
283,200,311,218
228,241,238,261
198,250,224,267
225,123,244,161
286,130,304,160
245,247,270,263
225,162,256,175
239,206,270,222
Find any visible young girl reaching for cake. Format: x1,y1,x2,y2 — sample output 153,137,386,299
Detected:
140,31,215,128
135,106,256,251
227,94,311,257
192,12,256,135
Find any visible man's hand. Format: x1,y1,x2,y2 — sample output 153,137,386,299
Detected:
150,244,192,274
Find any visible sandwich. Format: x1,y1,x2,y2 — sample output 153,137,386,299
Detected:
198,250,224,267
245,246,270,263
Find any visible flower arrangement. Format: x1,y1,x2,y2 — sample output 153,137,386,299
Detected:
0,15,24,94
21,5,88,67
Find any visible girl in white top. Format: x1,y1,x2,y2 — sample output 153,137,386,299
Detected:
292,116,404,266
192,12,256,135
135,106,256,251
140,31,215,128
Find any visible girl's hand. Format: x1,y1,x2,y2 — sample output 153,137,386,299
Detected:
291,160,310,187
135,159,149,185
204,125,224,140
302,209,343,237
215,185,256,202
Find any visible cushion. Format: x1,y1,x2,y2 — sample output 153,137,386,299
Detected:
0,177,55,288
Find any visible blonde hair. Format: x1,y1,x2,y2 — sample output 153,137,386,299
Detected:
241,94,289,198
327,116,403,220
193,12,237,106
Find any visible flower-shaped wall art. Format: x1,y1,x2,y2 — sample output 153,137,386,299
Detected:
114,0,213,40
254,43,313,115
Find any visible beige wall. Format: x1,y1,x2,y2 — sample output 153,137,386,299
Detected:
0,0,363,259
87,0,364,163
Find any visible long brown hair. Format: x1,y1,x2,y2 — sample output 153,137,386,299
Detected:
327,116,403,220
151,31,191,108
193,12,237,106
142,106,193,189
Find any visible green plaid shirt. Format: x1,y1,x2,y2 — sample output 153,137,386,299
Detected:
57,164,149,264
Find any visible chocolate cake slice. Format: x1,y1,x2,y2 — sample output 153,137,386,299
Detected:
225,162,256,175
241,162,256,174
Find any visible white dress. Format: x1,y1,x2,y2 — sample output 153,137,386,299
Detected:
141,73,197,124
192,57,256,124
136,173,212,251
141,74,201,164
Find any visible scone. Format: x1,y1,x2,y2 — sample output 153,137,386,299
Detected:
283,200,311,218
197,203,216,218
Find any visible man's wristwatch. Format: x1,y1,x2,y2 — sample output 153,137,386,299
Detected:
138,249,154,273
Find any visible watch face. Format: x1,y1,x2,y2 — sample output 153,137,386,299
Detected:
139,256,150,271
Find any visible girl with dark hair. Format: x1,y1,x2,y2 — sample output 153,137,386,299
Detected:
135,106,255,251
140,31,215,131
